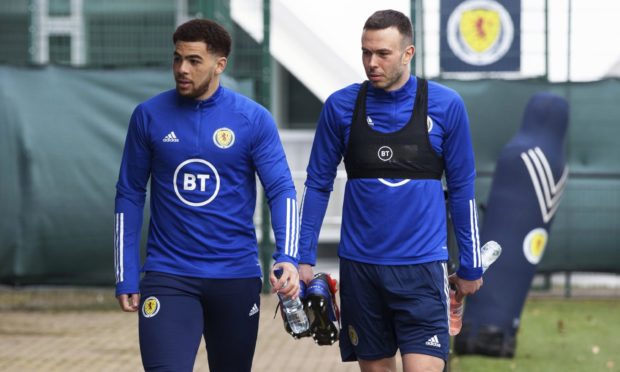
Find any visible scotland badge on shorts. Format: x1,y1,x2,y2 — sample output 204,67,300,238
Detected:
213,127,235,149
348,325,359,346
142,296,161,318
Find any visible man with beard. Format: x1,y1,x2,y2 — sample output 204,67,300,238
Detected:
297,9,483,372
113,19,300,372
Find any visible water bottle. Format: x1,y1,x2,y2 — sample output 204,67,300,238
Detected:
274,268,310,335
449,241,502,336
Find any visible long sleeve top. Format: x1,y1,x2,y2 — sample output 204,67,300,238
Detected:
298,76,482,280
114,85,298,296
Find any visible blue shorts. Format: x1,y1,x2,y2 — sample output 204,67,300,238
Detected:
339,258,449,362
138,271,262,372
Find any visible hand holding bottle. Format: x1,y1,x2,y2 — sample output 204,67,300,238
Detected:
274,268,310,335
449,241,502,336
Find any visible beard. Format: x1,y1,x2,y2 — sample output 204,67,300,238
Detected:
368,69,405,91
176,70,213,99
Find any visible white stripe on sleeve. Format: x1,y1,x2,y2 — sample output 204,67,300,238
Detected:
469,200,480,268
473,199,480,267
290,200,298,258
115,213,124,283
284,199,291,256
114,214,118,283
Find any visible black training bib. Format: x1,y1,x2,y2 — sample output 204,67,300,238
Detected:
344,78,444,180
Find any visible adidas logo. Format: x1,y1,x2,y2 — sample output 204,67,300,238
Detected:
162,131,179,142
248,303,259,317
425,335,441,348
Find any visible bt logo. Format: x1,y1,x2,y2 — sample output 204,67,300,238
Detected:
183,173,210,191
377,146,393,162
173,159,220,207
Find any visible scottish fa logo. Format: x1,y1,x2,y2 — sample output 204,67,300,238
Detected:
142,296,161,318
523,228,548,265
348,325,359,346
213,127,235,149
446,0,514,66
173,158,221,207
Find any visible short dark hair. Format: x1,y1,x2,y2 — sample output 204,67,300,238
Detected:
173,19,232,57
363,9,413,45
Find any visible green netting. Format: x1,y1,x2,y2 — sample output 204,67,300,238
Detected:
0,0,237,68
0,1,30,65
439,78,620,273
0,67,618,285
0,66,239,284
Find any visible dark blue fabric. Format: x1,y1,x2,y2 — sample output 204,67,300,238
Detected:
138,272,261,371
458,93,569,347
338,258,449,362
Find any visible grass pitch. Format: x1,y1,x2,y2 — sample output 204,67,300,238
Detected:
450,298,620,372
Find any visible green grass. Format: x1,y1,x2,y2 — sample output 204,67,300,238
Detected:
450,298,620,372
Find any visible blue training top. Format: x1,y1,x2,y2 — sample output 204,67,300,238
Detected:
114,85,298,296
298,76,483,280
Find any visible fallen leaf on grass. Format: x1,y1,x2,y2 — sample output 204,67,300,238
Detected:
607,360,615,369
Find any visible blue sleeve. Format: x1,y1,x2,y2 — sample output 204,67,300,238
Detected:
298,99,345,265
251,108,299,267
443,95,483,280
114,106,150,296
298,186,330,265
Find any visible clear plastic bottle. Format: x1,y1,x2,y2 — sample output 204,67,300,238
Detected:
274,268,310,335
449,290,465,336
449,241,502,336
